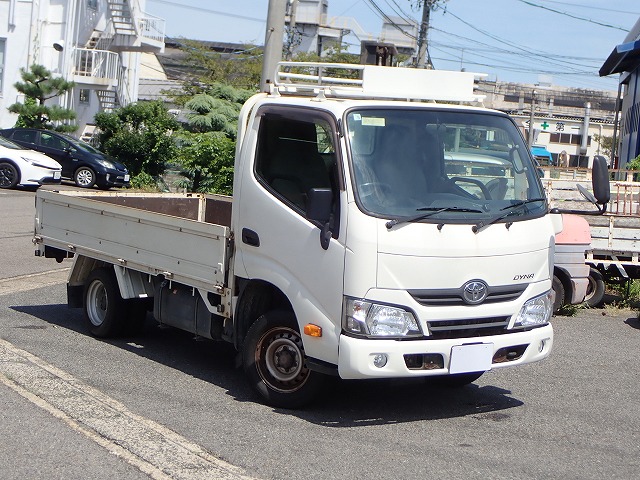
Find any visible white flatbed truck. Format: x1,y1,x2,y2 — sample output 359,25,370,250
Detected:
33,63,610,407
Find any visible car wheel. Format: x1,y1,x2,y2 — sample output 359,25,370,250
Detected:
0,161,19,189
242,310,325,408
74,167,96,188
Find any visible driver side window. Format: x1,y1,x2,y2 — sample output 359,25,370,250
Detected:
41,132,67,151
255,113,335,216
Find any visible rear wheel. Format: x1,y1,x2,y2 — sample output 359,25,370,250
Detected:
242,310,325,408
584,267,605,308
0,161,19,189
75,166,96,188
84,268,125,337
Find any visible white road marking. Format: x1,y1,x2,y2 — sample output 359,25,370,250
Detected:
0,338,258,480
0,268,70,295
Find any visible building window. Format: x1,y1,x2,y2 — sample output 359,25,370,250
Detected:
79,89,91,104
549,132,590,146
87,0,98,10
0,38,5,93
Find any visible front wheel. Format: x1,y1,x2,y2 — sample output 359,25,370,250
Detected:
584,267,605,308
75,166,96,188
0,162,19,189
242,311,325,408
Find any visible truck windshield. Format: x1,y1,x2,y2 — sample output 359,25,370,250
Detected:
346,108,547,224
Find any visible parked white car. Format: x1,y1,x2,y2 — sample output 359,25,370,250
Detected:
0,136,62,189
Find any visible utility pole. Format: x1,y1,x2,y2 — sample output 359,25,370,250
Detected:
261,0,287,92
528,90,537,149
415,0,434,68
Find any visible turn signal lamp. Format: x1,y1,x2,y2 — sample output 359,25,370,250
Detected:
304,324,322,337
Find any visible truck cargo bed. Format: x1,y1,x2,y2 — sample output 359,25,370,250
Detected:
34,190,232,291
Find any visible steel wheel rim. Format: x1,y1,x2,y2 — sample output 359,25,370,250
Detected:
255,326,309,393
76,168,93,186
86,280,108,327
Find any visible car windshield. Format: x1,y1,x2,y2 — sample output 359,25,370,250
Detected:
0,136,25,150
346,108,547,225
59,134,103,154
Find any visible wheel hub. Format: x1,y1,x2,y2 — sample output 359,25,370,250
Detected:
274,345,298,373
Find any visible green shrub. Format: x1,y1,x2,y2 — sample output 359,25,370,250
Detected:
129,172,160,191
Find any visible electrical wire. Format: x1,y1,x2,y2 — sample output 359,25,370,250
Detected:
515,0,629,31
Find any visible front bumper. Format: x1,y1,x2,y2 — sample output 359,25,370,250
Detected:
27,170,62,186
337,323,553,379
99,170,130,187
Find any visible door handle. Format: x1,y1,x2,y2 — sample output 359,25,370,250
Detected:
241,228,260,247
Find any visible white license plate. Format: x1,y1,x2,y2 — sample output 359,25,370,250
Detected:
124,174,130,182
449,343,493,374
53,171,61,180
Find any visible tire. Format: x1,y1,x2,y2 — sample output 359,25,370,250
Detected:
552,274,566,314
242,310,325,408
584,267,605,308
430,372,484,388
0,161,19,189
83,268,126,337
74,166,96,188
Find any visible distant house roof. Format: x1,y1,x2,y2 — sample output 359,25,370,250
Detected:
600,39,640,76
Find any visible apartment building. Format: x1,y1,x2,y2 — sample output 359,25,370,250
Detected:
0,0,165,137
600,16,640,168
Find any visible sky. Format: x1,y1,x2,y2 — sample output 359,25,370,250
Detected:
144,0,640,92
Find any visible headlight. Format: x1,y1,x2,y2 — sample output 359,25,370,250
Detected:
21,156,51,168
343,297,421,337
514,290,553,327
96,158,115,169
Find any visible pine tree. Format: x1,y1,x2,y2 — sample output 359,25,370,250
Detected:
8,64,77,132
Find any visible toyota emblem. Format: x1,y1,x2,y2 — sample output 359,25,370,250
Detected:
462,280,488,305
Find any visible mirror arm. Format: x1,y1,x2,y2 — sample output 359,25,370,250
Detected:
550,203,607,216
320,214,334,250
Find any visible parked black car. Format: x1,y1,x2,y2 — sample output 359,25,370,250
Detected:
0,128,130,189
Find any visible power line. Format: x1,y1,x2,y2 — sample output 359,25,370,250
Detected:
147,0,265,23
516,0,629,31
539,0,640,16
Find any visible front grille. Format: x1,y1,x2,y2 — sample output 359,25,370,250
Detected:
409,283,527,307
427,316,510,339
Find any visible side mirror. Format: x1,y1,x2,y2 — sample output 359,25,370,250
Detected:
306,188,333,224
592,155,610,205
306,188,334,250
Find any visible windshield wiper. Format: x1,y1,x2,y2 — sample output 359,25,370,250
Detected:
386,206,483,229
472,197,547,233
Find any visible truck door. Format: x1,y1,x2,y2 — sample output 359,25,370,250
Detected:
236,108,346,345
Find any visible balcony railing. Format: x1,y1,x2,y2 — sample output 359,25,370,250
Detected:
138,13,165,44
72,48,119,85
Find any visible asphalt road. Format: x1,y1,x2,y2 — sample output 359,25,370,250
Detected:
1,186,640,479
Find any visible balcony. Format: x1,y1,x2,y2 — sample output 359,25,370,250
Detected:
72,48,120,86
106,0,165,53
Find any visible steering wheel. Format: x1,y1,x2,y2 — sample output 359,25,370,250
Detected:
450,177,491,200
359,182,392,198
